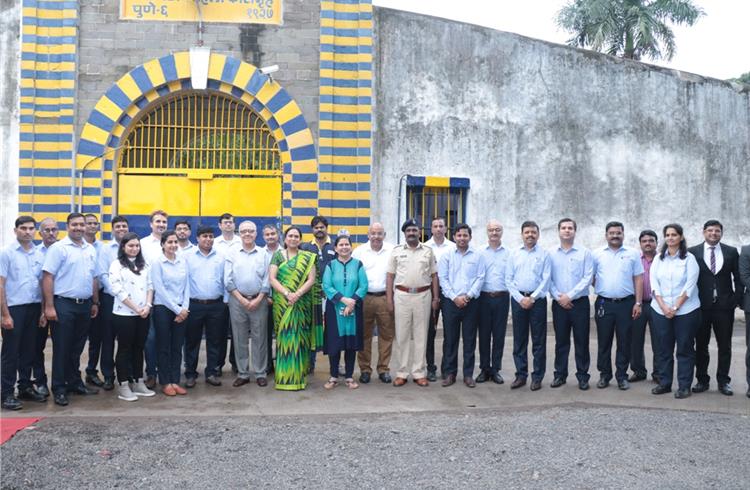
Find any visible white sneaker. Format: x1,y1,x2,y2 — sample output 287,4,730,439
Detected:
131,379,156,397
117,382,138,402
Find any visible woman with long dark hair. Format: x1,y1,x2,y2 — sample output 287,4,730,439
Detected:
268,226,317,390
649,224,700,399
109,232,154,402
322,234,368,390
151,230,190,396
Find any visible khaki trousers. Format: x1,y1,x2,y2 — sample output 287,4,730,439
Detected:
357,294,395,374
393,289,432,379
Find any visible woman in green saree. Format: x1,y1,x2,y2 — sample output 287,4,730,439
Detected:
268,226,317,391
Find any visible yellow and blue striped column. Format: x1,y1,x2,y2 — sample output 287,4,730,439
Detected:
319,0,372,243
19,0,78,226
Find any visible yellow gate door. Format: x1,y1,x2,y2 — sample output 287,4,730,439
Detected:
114,90,283,242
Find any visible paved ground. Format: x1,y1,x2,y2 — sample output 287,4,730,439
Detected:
1,321,748,488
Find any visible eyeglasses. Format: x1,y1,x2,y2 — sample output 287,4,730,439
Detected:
239,229,255,235
41,228,58,233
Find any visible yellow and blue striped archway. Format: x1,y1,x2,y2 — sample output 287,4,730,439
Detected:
75,51,317,238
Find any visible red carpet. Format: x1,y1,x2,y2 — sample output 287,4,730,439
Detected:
0,417,41,445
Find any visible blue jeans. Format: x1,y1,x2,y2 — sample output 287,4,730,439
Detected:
552,297,590,382
478,293,509,375
50,297,92,395
441,298,480,378
652,308,701,391
1,303,41,398
595,296,633,382
183,301,227,379
511,297,548,382
153,305,185,385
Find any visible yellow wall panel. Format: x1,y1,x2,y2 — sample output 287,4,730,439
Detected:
118,175,200,215
201,177,281,217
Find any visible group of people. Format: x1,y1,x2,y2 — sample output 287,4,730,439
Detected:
1,211,749,410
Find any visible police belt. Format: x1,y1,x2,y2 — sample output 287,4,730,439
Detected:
395,285,431,294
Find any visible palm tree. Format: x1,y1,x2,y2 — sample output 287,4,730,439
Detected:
556,0,704,61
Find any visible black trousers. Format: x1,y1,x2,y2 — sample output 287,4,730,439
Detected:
595,296,634,382
266,300,275,372
695,306,734,385
511,297,548,382
552,297,591,382
745,313,750,388
441,298,480,378
328,349,356,378
50,297,92,395
426,294,444,373
1,303,41,398
629,300,659,379
477,293,509,375
113,314,149,383
32,319,49,388
652,309,701,391
86,292,115,379
184,301,227,379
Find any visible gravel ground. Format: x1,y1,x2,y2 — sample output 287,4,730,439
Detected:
1,404,748,489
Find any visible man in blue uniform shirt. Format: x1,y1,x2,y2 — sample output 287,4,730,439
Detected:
183,225,228,387
1,216,47,410
506,221,551,391
548,218,593,390
592,221,644,391
42,213,100,406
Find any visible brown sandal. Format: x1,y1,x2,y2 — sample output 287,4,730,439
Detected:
324,377,338,390
345,378,359,390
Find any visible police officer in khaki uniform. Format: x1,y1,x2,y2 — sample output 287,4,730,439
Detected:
386,219,440,387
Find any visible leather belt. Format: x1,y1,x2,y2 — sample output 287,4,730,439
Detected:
367,291,386,297
54,295,91,305
395,285,430,294
599,295,634,303
520,291,533,297
190,297,223,304
481,291,508,298
241,293,260,300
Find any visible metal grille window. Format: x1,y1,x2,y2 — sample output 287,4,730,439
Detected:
406,176,469,242
119,91,281,175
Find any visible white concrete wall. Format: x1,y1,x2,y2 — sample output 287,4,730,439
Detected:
372,9,750,251
0,1,20,247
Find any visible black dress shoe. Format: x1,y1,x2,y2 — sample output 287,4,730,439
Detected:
475,371,489,383
441,374,456,387
2,396,23,411
529,380,542,391
102,378,115,391
464,377,476,388
651,385,671,395
185,377,197,388
35,385,50,397
54,393,69,406
378,373,392,384
628,373,647,382
550,377,566,388
718,384,733,396
206,375,222,386
359,372,371,384
256,377,268,387
596,378,610,389
510,377,526,389
144,376,157,389
85,374,104,387
617,380,630,391
578,380,590,391
675,388,691,399
491,373,504,384
692,382,709,393
68,384,99,395
426,370,437,382
18,387,47,403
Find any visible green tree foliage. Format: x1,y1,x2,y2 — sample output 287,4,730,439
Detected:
556,0,704,61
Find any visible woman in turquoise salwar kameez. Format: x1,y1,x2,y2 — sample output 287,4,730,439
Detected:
321,234,368,390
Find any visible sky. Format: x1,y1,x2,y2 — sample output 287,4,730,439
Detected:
371,0,749,81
